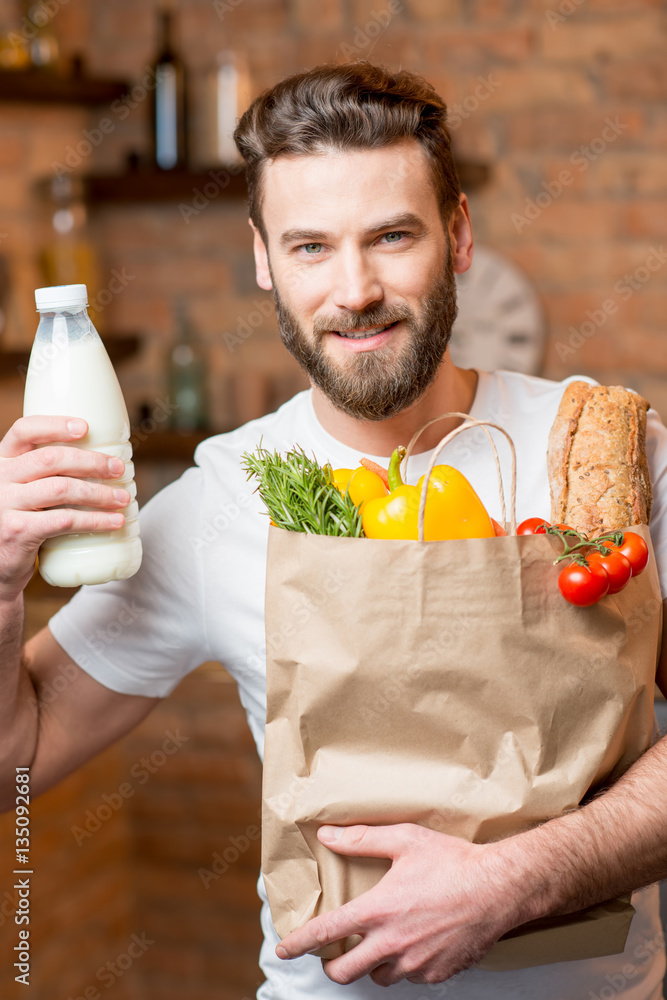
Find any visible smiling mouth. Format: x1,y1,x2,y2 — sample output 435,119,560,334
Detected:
331,322,398,339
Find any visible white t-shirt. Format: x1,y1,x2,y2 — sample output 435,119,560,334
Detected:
49,370,667,1000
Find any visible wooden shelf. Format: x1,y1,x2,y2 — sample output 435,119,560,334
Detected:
0,67,129,105
82,159,489,205
0,333,141,380
131,429,216,462
83,167,248,204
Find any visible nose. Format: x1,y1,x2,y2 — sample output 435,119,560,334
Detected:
331,246,383,314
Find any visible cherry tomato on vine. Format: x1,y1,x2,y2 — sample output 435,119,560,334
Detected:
517,517,551,535
587,549,632,594
558,561,609,607
612,532,649,577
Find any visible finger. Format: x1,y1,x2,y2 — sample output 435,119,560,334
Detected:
2,508,125,547
277,901,365,960
372,962,403,987
9,477,131,511
0,416,88,458
4,446,125,485
318,823,421,859
321,941,392,986
372,961,417,987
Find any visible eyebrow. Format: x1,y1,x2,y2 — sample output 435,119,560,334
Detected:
278,213,426,250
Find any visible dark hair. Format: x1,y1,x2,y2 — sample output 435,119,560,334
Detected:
233,61,461,243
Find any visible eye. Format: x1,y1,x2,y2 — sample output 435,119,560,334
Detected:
301,243,322,254
381,231,408,244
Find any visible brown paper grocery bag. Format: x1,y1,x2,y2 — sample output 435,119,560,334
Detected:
261,418,662,970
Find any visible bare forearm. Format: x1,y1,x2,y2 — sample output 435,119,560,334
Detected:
494,735,667,925
0,593,38,806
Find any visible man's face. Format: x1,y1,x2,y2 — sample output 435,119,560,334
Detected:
254,140,459,421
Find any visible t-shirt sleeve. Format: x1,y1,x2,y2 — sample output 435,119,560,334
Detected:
48,466,210,697
646,407,667,601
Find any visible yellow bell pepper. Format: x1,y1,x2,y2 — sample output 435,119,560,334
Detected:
330,468,355,492
362,447,495,541
331,465,388,512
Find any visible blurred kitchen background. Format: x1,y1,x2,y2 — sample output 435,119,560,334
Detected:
0,0,665,997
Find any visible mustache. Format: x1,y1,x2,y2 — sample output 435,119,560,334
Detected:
312,306,413,335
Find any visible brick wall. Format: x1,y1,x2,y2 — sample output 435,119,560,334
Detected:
1,0,666,432
0,585,265,1000
0,589,139,1000
123,664,264,1000
1,1,666,998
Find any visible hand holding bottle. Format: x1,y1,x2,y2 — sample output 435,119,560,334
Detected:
0,415,130,599
20,284,142,588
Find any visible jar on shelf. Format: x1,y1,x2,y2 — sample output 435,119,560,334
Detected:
191,50,251,169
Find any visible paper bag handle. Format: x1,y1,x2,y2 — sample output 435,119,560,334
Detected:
402,413,517,541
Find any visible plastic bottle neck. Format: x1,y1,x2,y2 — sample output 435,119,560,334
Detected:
37,305,88,319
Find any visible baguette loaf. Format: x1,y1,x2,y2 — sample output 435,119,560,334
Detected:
547,382,652,537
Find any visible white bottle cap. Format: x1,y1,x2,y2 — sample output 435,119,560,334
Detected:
35,284,88,312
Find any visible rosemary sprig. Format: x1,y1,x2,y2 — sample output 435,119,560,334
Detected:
241,443,364,537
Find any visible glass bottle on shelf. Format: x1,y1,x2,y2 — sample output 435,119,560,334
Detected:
193,50,251,168
39,174,102,329
166,301,208,431
0,15,30,69
21,1,59,68
149,3,188,171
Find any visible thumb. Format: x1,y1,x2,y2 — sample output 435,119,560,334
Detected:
317,822,420,859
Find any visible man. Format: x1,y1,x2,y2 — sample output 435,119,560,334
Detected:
1,62,666,997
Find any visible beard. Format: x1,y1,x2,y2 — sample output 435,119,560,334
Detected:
271,251,458,421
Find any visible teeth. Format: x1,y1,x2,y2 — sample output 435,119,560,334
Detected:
336,325,391,339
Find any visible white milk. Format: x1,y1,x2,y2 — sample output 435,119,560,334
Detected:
23,308,142,587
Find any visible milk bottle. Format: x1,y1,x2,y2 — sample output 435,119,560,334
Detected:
23,284,142,587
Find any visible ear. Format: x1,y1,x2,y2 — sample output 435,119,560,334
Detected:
448,193,473,276
250,220,273,291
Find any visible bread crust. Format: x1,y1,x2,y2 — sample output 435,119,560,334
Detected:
547,382,652,537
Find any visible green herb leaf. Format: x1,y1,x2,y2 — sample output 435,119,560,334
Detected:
241,443,364,537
